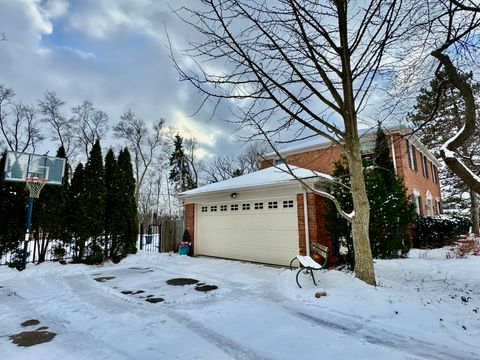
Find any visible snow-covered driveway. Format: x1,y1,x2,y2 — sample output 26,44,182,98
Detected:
1,252,479,359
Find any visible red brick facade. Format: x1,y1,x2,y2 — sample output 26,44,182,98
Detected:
263,133,442,215
391,134,442,215
296,193,337,267
184,203,195,249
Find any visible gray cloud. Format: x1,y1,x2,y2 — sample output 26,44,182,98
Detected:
0,0,240,159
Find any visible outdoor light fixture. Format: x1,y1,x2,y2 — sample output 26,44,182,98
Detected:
230,192,237,199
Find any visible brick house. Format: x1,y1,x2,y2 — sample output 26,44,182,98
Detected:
179,126,442,266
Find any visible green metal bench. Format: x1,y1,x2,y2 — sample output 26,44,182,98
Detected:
289,243,328,288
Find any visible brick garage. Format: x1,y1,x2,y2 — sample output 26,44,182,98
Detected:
179,165,334,267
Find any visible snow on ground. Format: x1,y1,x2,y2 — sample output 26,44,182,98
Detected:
0,250,479,360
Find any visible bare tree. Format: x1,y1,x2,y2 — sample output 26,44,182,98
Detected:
71,100,108,158
403,1,480,226
114,109,165,206
171,0,419,285
203,142,267,183
0,85,44,153
183,137,201,187
38,91,76,160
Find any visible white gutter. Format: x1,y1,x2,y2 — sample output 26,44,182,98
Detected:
302,187,310,257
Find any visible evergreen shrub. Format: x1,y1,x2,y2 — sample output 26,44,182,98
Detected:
413,215,471,248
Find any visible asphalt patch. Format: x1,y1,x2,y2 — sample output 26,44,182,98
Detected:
121,290,133,294
9,331,56,347
145,297,164,303
21,319,40,327
36,326,49,331
94,276,115,282
195,285,218,292
166,278,199,286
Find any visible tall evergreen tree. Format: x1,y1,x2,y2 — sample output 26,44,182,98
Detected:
81,140,106,263
114,148,138,260
373,123,396,186
326,128,415,268
408,71,480,233
104,148,117,258
69,162,87,261
0,153,26,259
169,134,195,193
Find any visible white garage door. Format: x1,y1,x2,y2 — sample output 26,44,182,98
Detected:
196,197,299,266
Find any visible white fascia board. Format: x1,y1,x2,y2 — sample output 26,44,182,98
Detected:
180,177,320,204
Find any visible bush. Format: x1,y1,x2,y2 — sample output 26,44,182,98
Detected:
413,215,471,248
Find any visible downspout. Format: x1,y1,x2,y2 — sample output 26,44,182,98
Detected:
302,187,310,257
390,136,397,174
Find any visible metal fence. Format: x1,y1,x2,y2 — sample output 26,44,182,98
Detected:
1,219,185,267
0,238,78,266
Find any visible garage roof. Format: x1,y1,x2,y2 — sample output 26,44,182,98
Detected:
178,164,331,198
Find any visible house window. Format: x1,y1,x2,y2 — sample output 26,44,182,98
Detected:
360,140,376,155
274,158,286,165
433,165,439,184
254,202,263,210
421,156,425,177
230,204,238,211
430,162,435,183
220,205,228,212
435,198,442,214
411,146,418,172
413,192,422,216
426,198,433,216
406,139,413,169
283,200,294,208
423,156,429,178
242,203,250,210
201,206,208,213
210,206,217,212
268,201,278,209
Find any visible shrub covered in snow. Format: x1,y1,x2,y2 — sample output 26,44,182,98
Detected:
413,215,471,248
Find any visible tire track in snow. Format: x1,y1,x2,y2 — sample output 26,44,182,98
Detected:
64,274,273,360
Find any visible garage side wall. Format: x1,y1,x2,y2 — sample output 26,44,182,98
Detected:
296,193,336,267
184,203,195,251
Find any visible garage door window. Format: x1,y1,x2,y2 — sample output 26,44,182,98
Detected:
242,203,250,210
268,201,278,209
201,206,208,212
210,205,217,212
283,200,294,208
220,205,228,212
231,204,239,211
254,202,263,210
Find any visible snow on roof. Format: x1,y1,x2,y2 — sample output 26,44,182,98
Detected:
178,164,331,198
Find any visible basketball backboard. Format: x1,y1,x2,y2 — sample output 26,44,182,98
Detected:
2,151,66,185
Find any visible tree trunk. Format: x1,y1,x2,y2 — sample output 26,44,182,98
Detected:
470,189,479,235
346,148,376,286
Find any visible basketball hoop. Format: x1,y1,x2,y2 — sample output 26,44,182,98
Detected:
25,177,48,198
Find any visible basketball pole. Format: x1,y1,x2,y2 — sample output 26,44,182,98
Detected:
21,196,34,271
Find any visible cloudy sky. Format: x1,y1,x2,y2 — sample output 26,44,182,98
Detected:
0,0,241,159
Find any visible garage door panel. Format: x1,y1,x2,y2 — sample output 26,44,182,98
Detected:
196,197,299,266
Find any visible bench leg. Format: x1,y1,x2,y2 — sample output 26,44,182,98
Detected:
289,257,298,271
295,268,303,288
311,269,317,286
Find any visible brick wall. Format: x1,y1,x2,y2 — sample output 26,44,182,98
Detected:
297,193,337,267
392,134,442,214
184,203,195,251
264,134,442,214
261,146,344,174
